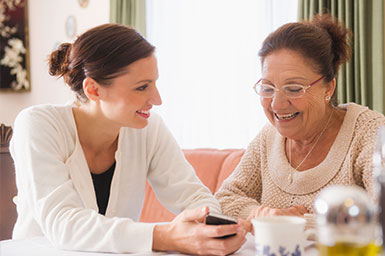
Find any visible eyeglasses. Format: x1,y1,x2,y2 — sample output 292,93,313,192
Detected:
253,76,324,99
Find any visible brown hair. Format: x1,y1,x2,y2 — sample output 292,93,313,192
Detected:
49,24,155,100
259,14,352,102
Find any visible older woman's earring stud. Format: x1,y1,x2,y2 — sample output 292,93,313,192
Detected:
325,95,331,101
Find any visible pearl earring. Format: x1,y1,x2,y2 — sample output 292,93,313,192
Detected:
325,95,331,101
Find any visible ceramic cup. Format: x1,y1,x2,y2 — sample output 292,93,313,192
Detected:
251,216,312,256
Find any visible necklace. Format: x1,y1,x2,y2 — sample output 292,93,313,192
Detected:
287,108,334,184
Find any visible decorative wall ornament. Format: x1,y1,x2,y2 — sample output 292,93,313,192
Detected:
65,15,77,39
0,0,30,91
78,0,90,8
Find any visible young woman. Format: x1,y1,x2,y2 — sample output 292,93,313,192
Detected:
10,24,246,255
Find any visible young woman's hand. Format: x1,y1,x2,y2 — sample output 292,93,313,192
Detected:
153,206,247,255
237,218,252,233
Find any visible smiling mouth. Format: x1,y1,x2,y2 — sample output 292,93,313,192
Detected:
137,110,150,115
274,112,299,120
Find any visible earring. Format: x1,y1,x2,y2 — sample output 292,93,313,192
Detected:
325,95,331,101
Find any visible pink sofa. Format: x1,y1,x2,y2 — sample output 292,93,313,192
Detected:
140,148,245,222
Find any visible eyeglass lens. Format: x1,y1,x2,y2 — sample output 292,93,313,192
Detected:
256,84,305,98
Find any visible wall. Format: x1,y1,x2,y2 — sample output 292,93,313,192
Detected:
0,0,110,126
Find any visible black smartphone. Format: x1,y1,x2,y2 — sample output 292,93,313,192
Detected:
205,213,237,238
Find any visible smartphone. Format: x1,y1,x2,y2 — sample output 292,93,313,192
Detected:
205,213,237,238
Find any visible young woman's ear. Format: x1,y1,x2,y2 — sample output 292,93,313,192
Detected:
83,77,100,101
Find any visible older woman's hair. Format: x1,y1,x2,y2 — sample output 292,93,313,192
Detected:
48,24,155,100
259,14,351,101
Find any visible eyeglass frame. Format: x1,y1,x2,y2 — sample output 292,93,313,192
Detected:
253,76,325,99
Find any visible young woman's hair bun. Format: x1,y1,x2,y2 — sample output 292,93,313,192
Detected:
48,43,72,77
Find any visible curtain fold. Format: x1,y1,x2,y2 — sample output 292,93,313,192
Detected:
298,0,384,113
110,0,147,37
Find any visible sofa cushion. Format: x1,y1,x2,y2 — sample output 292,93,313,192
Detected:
183,149,234,193
140,183,175,222
139,148,244,223
216,149,245,192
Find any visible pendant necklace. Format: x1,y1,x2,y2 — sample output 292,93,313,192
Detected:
287,108,334,184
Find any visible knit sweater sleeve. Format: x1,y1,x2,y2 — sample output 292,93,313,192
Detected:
215,128,267,219
352,110,385,201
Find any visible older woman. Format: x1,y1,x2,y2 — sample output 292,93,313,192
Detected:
215,14,385,220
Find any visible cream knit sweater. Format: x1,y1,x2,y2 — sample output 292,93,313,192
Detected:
215,103,385,219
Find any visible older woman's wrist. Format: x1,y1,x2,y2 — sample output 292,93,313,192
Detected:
239,204,260,219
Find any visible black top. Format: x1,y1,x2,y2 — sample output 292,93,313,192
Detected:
91,161,116,215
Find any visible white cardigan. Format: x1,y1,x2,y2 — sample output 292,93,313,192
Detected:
10,104,220,253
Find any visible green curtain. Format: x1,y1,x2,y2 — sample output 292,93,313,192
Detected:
110,0,147,37
298,0,385,113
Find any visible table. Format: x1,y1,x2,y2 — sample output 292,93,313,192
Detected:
0,234,318,255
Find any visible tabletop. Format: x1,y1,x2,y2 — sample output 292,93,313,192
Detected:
0,233,318,256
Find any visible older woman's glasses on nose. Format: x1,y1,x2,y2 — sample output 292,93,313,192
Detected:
253,76,324,99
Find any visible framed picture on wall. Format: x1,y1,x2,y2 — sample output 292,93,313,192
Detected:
0,0,30,92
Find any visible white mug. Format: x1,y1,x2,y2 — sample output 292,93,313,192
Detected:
251,216,312,256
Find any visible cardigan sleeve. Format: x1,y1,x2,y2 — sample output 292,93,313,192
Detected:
215,131,265,219
145,114,221,215
11,107,156,253
352,110,385,201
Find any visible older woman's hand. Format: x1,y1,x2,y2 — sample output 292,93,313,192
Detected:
245,205,308,235
248,205,308,219
153,206,247,255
